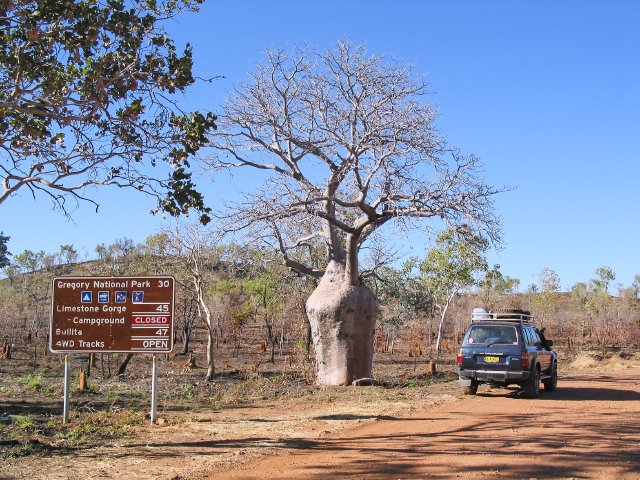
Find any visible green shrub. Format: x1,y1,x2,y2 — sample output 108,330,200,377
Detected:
17,374,42,391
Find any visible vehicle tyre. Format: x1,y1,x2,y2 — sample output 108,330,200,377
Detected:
463,381,478,395
523,366,540,398
543,363,558,392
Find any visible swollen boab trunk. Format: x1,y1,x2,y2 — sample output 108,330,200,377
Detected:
306,261,378,385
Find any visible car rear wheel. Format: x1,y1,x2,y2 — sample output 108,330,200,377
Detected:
463,381,478,395
523,366,540,398
543,363,558,392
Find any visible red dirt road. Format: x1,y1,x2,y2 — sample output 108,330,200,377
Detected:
217,371,640,479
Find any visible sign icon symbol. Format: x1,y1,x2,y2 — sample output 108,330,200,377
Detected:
115,291,127,303
81,291,92,303
132,291,144,303
98,291,109,303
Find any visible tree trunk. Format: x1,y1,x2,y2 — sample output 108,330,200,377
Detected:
192,269,215,380
305,261,379,386
265,319,275,364
181,322,192,355
435,290,457,357
435,309,446,355
198,306,215,380
117,353,133,376
205,324,215,380
100,354,106,379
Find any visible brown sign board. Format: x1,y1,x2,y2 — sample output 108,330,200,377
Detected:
50,276,175,353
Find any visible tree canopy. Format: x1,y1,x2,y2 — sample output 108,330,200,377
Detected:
419,228,487,353
0,231,10,268
0,0,215,222
206,42,502,284
420,228,488,306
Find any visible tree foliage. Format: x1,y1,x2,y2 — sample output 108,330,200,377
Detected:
420,228,488,306
480,264,520,305
538,267,560,293
368,259,432,354
0,0,215,222
419,228,488,353
571,267,615,314
531,267,561,324
0,231,9,268
369,259,431,316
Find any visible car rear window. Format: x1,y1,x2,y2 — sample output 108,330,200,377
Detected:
465,325,518,345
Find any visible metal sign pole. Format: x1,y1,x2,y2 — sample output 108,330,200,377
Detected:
63,354,70,423
150,353,158,424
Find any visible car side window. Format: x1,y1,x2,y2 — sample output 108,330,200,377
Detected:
531,330,541,345
524,327,534,346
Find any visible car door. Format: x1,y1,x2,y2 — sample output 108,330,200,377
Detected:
522,327,536,368
531,328,551,372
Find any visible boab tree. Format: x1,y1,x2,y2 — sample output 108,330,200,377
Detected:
206,42,501,385
0,0,215,222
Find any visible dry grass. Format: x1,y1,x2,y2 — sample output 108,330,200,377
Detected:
568,351,640,372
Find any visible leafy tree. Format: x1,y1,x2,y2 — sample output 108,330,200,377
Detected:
13,249,45,275
538,267,561,293
526,283,539,294
618,281,640,319
532,267,561,327
93,238,136,275
571,266,617,354
633,275,640,295
368,259,432,353
0,232,9,268
243,273,283,363
206,42,501,385
0,0,215,222
370,259,432,316
419,228,488,355
6,248,51,368
210,278,249,358
59,244,78,273
592,266,615,291
480,264,520,305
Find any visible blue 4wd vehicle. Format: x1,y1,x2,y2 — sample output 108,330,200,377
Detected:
457,308,557,398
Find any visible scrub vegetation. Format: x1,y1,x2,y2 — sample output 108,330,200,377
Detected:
0,237,639,479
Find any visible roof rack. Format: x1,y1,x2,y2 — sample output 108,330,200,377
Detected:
471,308,535,325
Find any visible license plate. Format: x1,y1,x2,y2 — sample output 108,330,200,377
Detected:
484,356,500,363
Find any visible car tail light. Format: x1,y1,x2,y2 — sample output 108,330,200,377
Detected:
457,350,463,365
521,351,529,368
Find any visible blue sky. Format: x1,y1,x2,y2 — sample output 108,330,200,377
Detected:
2,1,639,291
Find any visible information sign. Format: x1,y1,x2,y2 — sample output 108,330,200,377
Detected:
50,276,175,353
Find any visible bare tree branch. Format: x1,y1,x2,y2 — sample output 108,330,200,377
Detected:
203,41,504,285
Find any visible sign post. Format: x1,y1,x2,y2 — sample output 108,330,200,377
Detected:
63,354,70,424
50,276,175,423
151,354,158,424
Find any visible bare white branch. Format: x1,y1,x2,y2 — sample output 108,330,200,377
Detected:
203,42,503,284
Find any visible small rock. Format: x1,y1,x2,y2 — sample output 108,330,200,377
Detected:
352,377,373,386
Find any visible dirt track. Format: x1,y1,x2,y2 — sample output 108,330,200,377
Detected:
217,371,640,479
